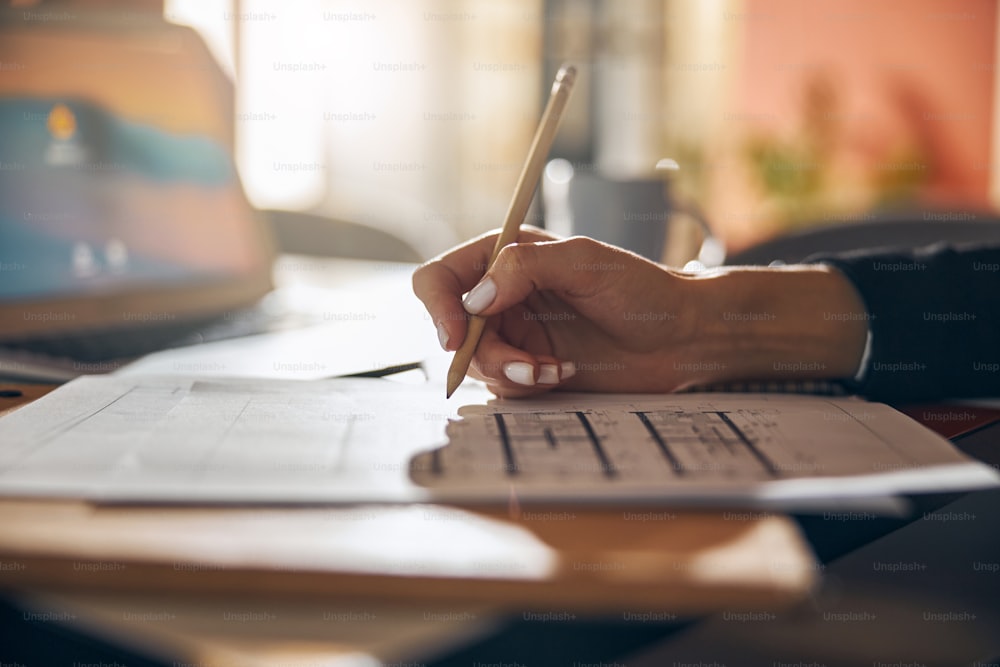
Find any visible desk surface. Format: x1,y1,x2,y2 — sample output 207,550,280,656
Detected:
3,256,993,666
0,379,817,666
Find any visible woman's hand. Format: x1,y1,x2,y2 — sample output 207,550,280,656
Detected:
414,227,704,396
412,227,869,397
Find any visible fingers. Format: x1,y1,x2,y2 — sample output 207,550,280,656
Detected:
467,326,576,390
412,227,557,351
414,229,610,399
461,236,629,318
412,260,465,352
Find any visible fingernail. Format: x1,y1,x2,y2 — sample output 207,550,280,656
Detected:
503,361,535,386
560,361,576,379
538,364,559,384
436,322,449,351
463,277,497,314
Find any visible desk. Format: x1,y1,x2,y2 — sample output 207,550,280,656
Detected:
0,383,815,666
3,255,996,666
3,400,999,666
0,257,818,666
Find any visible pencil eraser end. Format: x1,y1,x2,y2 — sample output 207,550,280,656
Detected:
555,64,577,88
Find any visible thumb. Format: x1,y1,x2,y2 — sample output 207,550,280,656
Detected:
461,237,628,316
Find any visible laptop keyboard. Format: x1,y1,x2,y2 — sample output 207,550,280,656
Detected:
0,298,318,365
2,318,227,364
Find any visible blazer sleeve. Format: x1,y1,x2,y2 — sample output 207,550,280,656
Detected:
805,241,1000,402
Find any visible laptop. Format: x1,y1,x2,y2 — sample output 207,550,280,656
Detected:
0,13,286,381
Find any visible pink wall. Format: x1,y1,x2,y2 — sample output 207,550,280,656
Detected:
715,0,996,245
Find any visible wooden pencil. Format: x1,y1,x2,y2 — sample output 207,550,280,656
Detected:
446,64,577,398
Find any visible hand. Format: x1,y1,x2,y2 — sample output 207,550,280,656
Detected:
413,228,700,397
412,227,869,397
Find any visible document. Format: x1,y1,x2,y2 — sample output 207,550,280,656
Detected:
414,392,1000,508
0,375,996,509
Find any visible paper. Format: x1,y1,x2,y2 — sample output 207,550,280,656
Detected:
115,279,438,381
0,375,996,509
413,393,1000,508
0,375,451,503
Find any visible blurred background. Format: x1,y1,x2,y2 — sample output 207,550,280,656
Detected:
7,0,998,260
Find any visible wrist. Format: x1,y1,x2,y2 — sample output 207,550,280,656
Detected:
683,265,869,384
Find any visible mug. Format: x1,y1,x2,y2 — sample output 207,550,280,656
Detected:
542,158,724,268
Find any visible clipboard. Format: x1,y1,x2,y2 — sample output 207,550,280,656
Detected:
0,498,816,614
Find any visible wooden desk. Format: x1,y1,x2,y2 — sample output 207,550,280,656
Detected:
0,382,817,666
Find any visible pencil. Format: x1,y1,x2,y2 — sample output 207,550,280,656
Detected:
446,64,577,398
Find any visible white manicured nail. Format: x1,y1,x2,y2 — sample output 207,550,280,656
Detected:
436,322,449,351
538,364,559,384
560,361,576,379
463,277,497,314
503,361,535,386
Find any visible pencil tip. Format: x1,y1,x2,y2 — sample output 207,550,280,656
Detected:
556,63,577,86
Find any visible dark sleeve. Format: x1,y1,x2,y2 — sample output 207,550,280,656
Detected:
805,242,1000,403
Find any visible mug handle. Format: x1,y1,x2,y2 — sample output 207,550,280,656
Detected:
656,158,726,269
672,197,726,268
